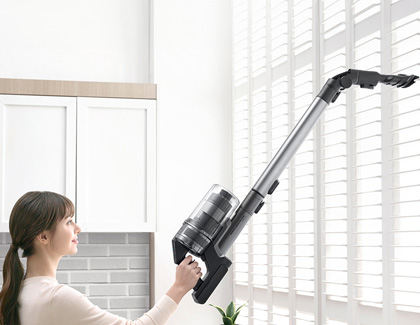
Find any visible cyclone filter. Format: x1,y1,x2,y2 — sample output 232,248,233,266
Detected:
173,184,239,255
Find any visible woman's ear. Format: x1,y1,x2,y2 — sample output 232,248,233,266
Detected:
36,231,50,245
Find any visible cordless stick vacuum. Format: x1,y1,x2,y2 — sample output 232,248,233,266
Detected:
172,69,418,304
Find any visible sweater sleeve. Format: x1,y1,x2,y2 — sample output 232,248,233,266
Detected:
50,284,177,325
140,295,178,325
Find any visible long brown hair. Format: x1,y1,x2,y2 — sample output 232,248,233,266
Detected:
0,191,74,325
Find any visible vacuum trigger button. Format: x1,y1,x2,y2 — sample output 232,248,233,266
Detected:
268,180,280,195
255,201,265,214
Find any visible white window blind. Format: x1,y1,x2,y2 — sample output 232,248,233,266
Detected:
390,10,420,316
232,0,420,324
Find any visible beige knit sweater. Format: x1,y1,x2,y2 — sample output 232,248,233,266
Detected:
18,276,177,325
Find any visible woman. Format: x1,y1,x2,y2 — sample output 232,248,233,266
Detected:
0,191,202,325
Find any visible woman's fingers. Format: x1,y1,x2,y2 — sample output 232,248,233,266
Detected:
180,256,203,281
190,261,199,269
181,255,193,265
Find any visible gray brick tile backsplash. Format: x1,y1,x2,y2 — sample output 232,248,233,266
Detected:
58,258,89,270
111,310,128,318
110,296,149,309
90,284,127,296
57,272,69,284
90,257,129,270
69,285,88,295
110,244,149,256
90,297,109,309
129,284,149,296
129,309,149,319
71,271,109,283
77,233,89,244
129,257,149,269
0,233,12,244
0,246,10,257
110,270,149,283
0,233,151,320
128,233,149,244
89,233,127,244
76,245,109,257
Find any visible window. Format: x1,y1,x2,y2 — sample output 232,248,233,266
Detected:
232,0,420,324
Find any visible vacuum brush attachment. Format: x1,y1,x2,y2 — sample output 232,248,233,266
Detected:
335,69,419,89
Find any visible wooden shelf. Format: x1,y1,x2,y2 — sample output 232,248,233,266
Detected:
0,78,156,99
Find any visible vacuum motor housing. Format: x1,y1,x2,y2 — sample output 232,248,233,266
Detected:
173,184,239,256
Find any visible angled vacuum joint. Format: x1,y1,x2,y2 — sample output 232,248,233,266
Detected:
319,69,418,104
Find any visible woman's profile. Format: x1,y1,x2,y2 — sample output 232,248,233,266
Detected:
0,191,201,325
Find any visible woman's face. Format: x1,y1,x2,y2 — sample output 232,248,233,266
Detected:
49,215,81,256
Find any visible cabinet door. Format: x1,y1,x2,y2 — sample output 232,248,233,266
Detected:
77,97,156,232
0,95,77,231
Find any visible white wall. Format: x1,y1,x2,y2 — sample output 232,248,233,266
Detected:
1,0,233,323
152,1,233,324
0,0,150,83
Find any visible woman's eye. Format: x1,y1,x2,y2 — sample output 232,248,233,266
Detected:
67,220,73,225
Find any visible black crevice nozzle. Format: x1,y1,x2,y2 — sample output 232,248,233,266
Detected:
342,69,419,89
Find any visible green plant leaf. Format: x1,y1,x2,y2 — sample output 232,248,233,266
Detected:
226,301,235,318
232,301,247,323
231,311,240,324
223,316,234,325
235,301,247,313
209,304,226,317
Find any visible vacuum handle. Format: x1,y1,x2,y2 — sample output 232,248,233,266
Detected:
193,278,204,291
192,264,230,304
191,243,232,304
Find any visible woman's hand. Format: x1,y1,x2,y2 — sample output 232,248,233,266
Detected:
166,255,202,304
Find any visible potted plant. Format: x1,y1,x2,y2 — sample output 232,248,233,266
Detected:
210,300,247,325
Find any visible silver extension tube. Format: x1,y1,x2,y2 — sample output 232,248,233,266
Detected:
218,96,329,255
253,96,329,197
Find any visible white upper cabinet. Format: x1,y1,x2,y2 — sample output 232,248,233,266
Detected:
77,97,156,232
0,79,157,232
0,95,77,232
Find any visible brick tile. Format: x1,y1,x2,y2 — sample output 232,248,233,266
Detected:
90,258,128,270
71,271,108,284
110,296,148,309
110,270,148,283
